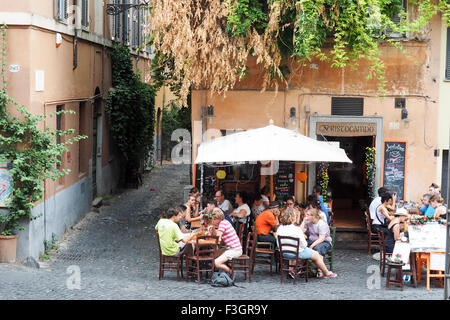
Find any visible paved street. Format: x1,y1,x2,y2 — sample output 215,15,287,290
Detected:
0,164,445,300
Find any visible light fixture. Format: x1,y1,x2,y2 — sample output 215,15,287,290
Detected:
206,105,215,124
401,107,412,122
288,107,299,126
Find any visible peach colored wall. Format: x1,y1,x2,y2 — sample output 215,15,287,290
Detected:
192,16,443,204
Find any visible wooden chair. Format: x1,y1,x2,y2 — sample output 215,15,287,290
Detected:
377,231,391,277
238,223,245,247
251,223,277,275
230,231,257,282
365,208,380,254
185,235,219,285
277,235,309,284
156,232,184,281
325,226,337,271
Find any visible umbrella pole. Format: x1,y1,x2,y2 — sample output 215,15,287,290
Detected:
270,161,274,201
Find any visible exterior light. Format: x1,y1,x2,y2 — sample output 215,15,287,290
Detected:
288,107,299,127
401,107,412,122
206,105,215,124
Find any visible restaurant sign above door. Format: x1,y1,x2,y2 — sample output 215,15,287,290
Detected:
316,122,377,137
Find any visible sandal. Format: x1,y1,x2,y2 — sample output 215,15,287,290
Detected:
316,270,324,278
288,270,296,279
324,272,337,278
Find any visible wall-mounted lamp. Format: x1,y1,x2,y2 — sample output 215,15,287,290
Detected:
206,105,215,124
401,107,412,122
288,107,299,127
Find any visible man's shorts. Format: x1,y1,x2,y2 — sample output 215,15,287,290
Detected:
218,248,243,261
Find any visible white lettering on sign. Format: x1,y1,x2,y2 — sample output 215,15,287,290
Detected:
9,65,20,73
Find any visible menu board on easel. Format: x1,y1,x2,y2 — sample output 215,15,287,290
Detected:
273,161,295,201
382,141,407,200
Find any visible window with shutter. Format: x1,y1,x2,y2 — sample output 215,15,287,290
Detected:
55,0,69,22
446,27,450,80
81,0,89,28
385,0,407,38
331,97,364,116
123,0,129,44
131,1,138,48
113,0,121,41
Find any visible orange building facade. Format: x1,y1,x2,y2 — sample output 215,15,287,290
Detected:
0,0,153,259
191,12,448,229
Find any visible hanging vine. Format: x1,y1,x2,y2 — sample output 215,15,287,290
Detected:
317,162,329,202
148,0,450,104
365,146,377,200
0,25,86,236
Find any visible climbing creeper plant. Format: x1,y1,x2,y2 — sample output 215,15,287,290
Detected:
318,162,329,202
365,146,377,200
0,25,87,236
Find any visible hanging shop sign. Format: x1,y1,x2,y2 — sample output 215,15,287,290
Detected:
316,122,377,137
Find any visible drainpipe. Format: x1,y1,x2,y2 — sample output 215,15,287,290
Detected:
445,125,450,300
73,0,78,70
200,94,204,210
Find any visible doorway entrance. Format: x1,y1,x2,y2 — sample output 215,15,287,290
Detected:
319,135,374,229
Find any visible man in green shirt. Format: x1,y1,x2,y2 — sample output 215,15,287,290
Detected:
155,206,195,257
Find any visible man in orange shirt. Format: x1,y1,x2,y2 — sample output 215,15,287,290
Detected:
255,201,280,248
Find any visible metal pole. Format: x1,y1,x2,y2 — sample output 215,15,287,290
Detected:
200,95,204,211
445,125,450,300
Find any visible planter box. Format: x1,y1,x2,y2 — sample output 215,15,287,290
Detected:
0,234,18,263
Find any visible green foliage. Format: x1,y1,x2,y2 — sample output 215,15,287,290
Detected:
225,0,449,93
365,146,377,200
43,232,59,254
106,44,156,169
161,102,191,159
317,162,329,202
0,25,87,236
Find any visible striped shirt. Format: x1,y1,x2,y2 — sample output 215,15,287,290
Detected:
218,220,242,250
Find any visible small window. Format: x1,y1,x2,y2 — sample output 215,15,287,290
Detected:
81,0,89,28
55,0,69,23
131,1,139,48
385,0,407,38
331,97,364,116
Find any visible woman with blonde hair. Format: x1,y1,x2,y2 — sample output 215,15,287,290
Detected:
276,208,337,279
430,195,447,219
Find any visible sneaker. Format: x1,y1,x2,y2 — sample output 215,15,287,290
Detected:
288,270,296,279
324,272,337,278
316,270,324,278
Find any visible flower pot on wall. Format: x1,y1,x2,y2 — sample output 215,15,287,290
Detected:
0,234,18,263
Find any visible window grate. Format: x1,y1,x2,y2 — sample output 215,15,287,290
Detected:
331,97,364,116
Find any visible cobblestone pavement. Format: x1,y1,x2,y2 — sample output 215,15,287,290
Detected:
0,164,445,300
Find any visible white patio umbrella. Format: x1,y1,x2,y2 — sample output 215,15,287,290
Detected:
195,124,352,200
195,124,352,164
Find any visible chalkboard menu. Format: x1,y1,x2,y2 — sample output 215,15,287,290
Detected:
195,164,218,198
382,141,407,200
274,161,295,201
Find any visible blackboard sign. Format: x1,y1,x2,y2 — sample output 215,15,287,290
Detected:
382,141,407,200
195,164,217,198
274,161,295,201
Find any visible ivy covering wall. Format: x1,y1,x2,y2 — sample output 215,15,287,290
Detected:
105,44,156,172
